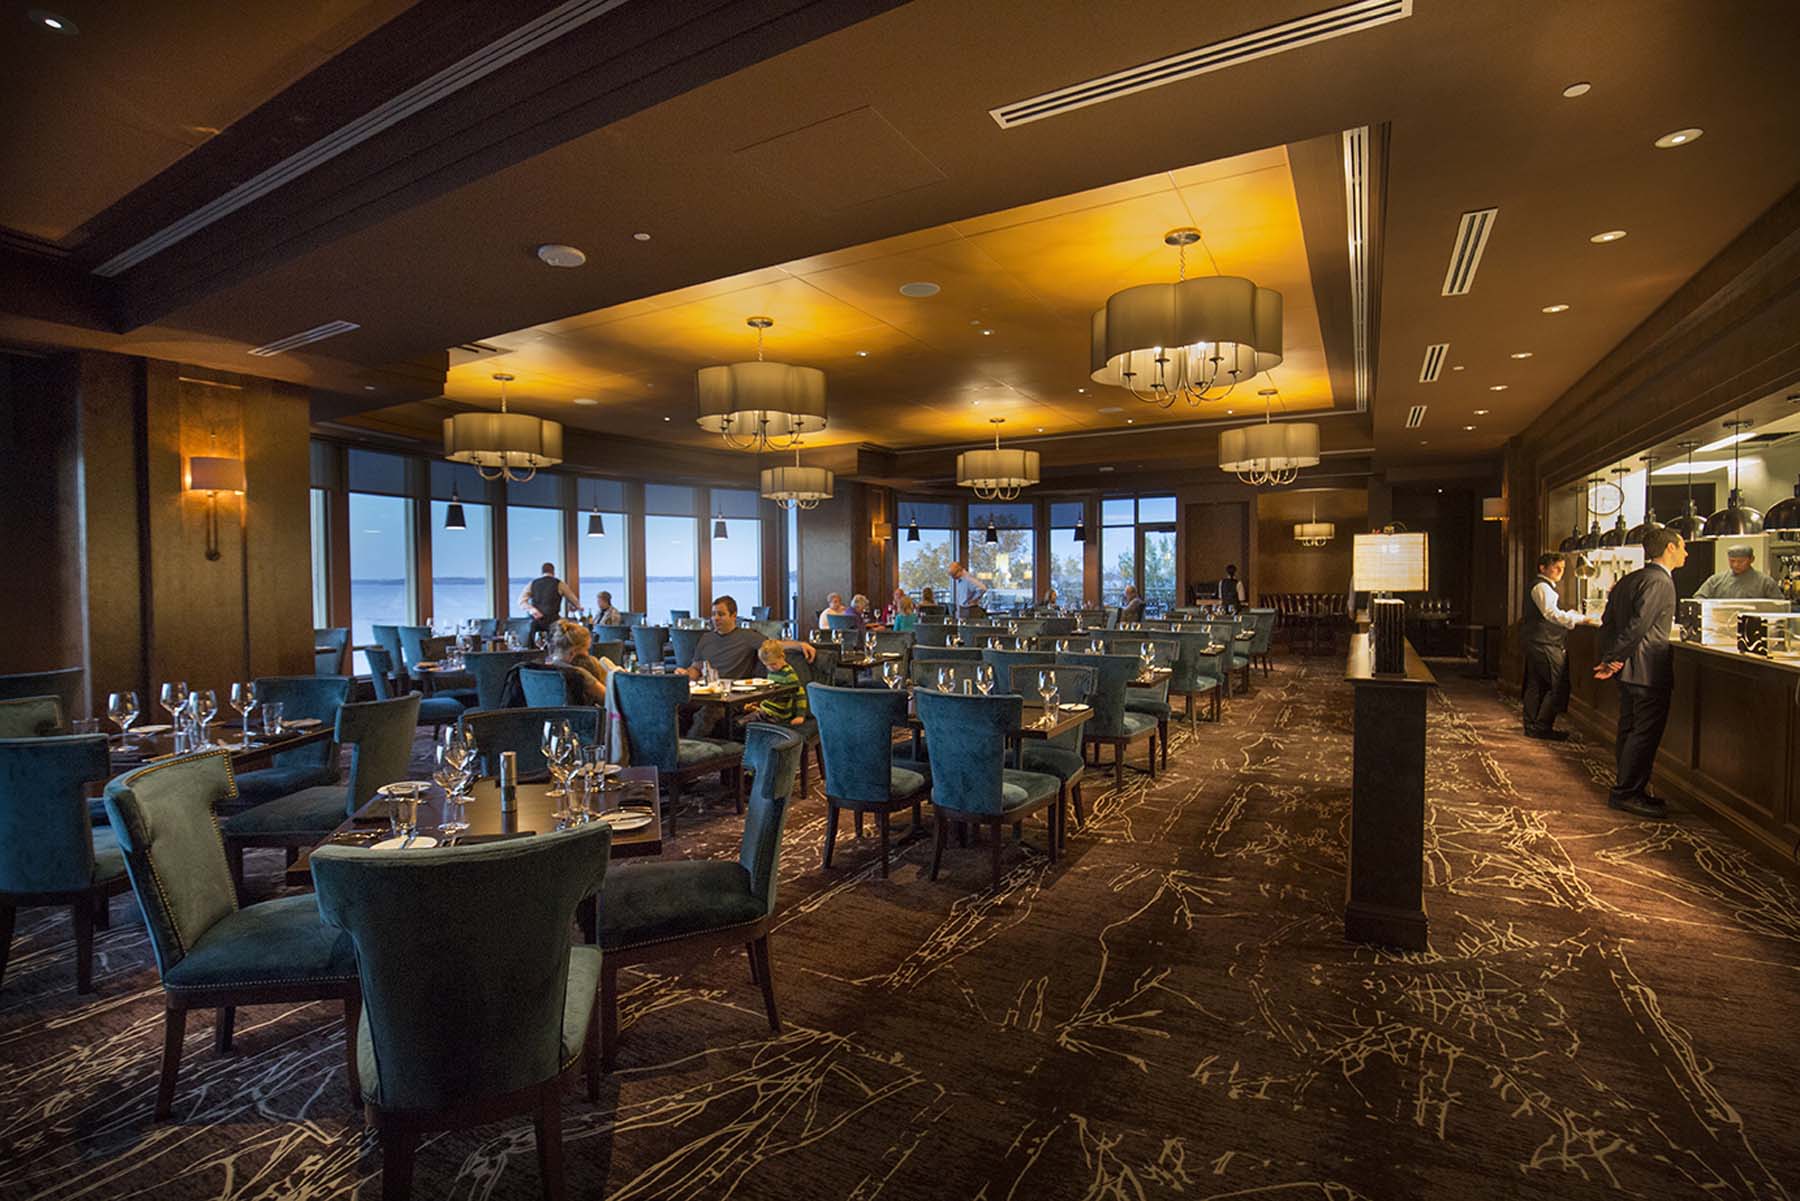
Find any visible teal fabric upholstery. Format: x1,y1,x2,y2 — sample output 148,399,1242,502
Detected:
669,627,705,668
611,673,688,772
808,685,915,803
232,676,350,808
914,690,1055,817
0,695,64,738
398,625,437,675
311,820,613,1111
740,724,801,911
1000,770,1060,809
751,605,773,620
910,660,979,690
0,668,84,724
365,648,465,724
459,706,600,777
1020,743,1085,782
801,644,841,687
914,622,951,647
476,618,500,639
217,788,348,837
745,619,786,640
915,646,982,663
371,626,406,677
594,623,632,645
464,651,535,710
1009,664,1094,759
1054,652,1139,739
0,734,116,894
982,647,1051,683
225,694,420,839
631,626,670,667
164,892,357,989
669,610,692,622
520,664,587,707
313,627,349,675
590,639,626,668
504,617,536,643
1247,609,1276,656
1167,629,1226,697
676,737,738,767
825,613,858,632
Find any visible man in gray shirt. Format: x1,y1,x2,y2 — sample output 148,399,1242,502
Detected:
685,595,815,736
1693,545,1785,600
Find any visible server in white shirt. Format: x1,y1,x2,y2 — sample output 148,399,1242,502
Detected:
1521,552,1596,740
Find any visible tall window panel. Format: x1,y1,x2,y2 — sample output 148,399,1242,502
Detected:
786,505,799,619
711,488,762,613
1101,498,1135,604
645,515,698,621
430,499,493,630
1048,500,1086,608
577,477,629,612
348,492,414,672
506,506,565,621
897,499,957,601
310,488,330,628
967,502,1034,613
1138,495,1177,613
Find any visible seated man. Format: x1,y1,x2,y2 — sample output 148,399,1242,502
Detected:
818,593,851,630
687,596,815,736
593,590,624,626
1120,584,1146,623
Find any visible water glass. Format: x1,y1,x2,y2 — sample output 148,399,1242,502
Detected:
262,701,285,736
159,681,188,726
188,690,218,748
975,664,995,695
230,681,257,748
881,660,901,690
936,666,953,694
107,690,139,737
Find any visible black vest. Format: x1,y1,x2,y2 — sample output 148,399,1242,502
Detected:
1521,575,1567,651
528,575,563,622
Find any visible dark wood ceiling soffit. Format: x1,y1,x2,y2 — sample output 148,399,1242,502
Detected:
1288,123,1387,417
65,0,909,333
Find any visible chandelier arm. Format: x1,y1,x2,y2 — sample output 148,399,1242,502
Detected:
477,464,504,482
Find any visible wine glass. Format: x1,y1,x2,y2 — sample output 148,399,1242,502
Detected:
881,660,901,690
541,721,565,796
936,665,953,694
107,690,139,738
975,663,995,696
188,689,218,749
1038,670,1059,725
229,681,257,748
159,681,188,726
434,745,470,843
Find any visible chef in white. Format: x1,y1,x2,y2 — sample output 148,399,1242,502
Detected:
1521,552,1599,740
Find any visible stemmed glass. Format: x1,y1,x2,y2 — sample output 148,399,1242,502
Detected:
229,681,258,749
1139,642,1156,677
881,660,902,690
542,721,569,798
188,689,218,750
107,691,139,739
159,681,188,728
1038,670,1059,727
936,666,954,694
434,740,473,842
974,663,995,695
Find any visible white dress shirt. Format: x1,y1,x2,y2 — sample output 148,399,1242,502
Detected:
1530,578,1583,630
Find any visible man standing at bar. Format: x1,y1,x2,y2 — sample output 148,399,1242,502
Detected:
1693,544,1785,599
1594,528,1686,818
947,562,987,620
1521,551,1596,740
518,562,582,638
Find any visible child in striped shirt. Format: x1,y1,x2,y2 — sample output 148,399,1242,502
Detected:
752,639,809,726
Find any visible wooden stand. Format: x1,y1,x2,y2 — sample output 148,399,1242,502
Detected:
1344,633,1437,951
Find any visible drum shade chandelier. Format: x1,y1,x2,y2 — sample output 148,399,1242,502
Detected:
761,441,834,511
1090,228,1283,408
1218,388,1319,487
696,316,827,451
957,418,1039,501
1701,417,1764,539
1294,499,1335,547
441,373,563,483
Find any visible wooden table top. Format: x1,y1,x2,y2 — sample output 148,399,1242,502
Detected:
109,724,332,774
902,694,1093,740
686,680,795,708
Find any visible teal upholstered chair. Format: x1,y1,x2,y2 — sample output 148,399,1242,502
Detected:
914,690,1062,888
366,648,465,732
459,706,600,778
1246,608,1277,677
594,622,632,646
0,668,84,725
669,609,692,623
504,616,537,644
803,641,846,688
824,612,859,633
915,645,982,665
751,605,773,620
0,695,65,738
589,639,627,669
371,625,407,682
223,693,421,890
1167,629,1225,726
312,821,612,1201
475,618,500,639
1005,663,1093,841
611,672,742,830
745,619,786,641
914,621,950,647
0,735,130,993
909,659,980,691
1077,608,1105,630
463,650,534,710
599,723,801,1070
1038,616,1077,636
520,663,590,707
1200,619,1253,692
104,751,360,1119
631,625,669,668
1120,635,1179,770
231,675,351,810
398,626,453,678
314,627,350,675
808,685,930,877
982,647,1052,686
669,626,705,669
1057,651,1157,788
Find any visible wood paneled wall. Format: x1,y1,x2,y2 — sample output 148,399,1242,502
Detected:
1254,488,1367,598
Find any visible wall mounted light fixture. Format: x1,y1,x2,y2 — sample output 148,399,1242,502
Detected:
186,455,245,561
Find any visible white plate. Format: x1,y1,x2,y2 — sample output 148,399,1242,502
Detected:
284,717,324,729
377,781,428,797
371,835,440,850
132,724,172,735
1061,702,1092,712
594,810,655,832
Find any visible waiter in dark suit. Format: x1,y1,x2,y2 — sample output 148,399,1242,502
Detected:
1594,527,1687,819
1521,551,1597,740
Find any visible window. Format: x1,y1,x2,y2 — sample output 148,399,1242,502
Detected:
506,506,564,621
967,502,1034,613
645,516,698,621
1048,501,1085,608
310,488,329,628
710,488,761,613
1100,494,1177,611
1102,499,1135,604
348,492,414,672
897,499,957,601
431,499,492,630
577,477,628,612
786,504,799,619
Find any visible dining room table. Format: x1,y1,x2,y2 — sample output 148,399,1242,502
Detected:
107,721,334,776
685,677,798,740
895,687,1094,767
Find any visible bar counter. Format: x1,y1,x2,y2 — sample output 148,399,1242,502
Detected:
1565,625,1800,858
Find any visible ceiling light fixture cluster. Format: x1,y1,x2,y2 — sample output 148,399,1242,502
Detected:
957,418,1039,500
1218,386,1318,487
696,316,827,452
441,373,563,483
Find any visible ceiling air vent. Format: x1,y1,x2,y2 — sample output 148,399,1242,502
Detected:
1418,343,1448,382
247,320,361,357
448,341,512,367
1441,207,1497,296
988,0,1412,129
1405,404,1428,429
1342,125,1372,413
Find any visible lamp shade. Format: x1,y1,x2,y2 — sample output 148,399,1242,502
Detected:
760,463,834,505
587,510,605,537
1765,475,1800,532
955,447,1040,492
695,361,827,437
1481,497,1506,521
1294,520,1335,546
1701,489,1763,539
444,501,467,531
186,455,245,493
1352,532,1430,592
442,411,563,471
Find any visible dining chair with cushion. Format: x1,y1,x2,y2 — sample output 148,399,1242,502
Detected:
914,690,1062,889
750,605,773,620
1037,616,1077,636
611,672,742,832
475,618,500,640
745,619,786,641
0,734,130,994
1057,651,1157,788
0,667,84,724
459,706,600,778
669,626,706,670
371,625,408,685
1246,608,1277,677
520,663,593,707
1198,620,1251,694
0,695,64,738
808,685,930,877
463,650,535,710
805,642,845,689
1120,636,1179,770
914,621,951,647
593,622,632,646
1167,629,1226,726
222,693,421,892
1077,608,1105,630
104,751,360,1120
776,651,828,795
909,660,980,691
396,626,440,677
366,647,465,733
314,627,350,675
1007,664,1093,841
669,609,692,623
231,675,352,810
312,820,613,1201
630,625,670,669
824,613,859,633
504,617,537,644
598,723,800,1070
981,647,1052,685
590,639,627,669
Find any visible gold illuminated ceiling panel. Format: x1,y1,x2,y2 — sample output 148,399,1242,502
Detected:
444,143,1330,449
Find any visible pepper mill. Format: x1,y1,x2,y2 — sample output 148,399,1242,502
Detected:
498,750,518,813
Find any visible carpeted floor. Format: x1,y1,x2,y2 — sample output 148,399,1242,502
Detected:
3,659,1798,1200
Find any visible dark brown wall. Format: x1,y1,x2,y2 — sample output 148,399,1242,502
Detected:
795,482,868,624
1255,488,1368,598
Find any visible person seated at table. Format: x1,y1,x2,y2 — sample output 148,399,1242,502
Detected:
1039,586,1059,610
593,590,624,626
747,641,810,728
851,593,876,628
890,593,918,631
686,596,816,735
818,593,864,631
1120,584,1146,623
550,619,617,703
920,587,937,607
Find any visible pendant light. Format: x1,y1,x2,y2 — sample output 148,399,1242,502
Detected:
906,517,920,543
1701,417,1764,538
1626,455,1663,543
761,440,834,510
1557,485,1585,552
1665,441,1706,540
1599,466,1632,546
442,372,563,482
696,316,828,451
957,418,1039,500
984,518,999,544
586,507,605,537
713,513,729,539
444,487,467,530
1765,472,1800,532
1074,512,1087,543
1217,386,1319,486
1293,498,1335,547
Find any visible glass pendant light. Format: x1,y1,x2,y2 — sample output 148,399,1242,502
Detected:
1701,417,1763,539
1665,441,1706,540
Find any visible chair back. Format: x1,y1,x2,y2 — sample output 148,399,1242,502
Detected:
1167,629,1227,693
590,640,626,668
750,605,773,620
622,612,645,627
335,694,423,815
669,609,692,623
371,625,406,676
1055,651,1136,736
915,621,951,647
313,627,350,675
0,695,64,738
1247,608,1276,654
807,685,906,803
0,667,84,723
915,645,982,664
825,612,858,632
872,630,913,675
0,734,110,895
609,673,687,772
475,618,500,639
668,626,705,669
520,663,587,707
593,623,632,645
398,625,435,674
1007,664,1093,751
981,647,1051,681
740,724,801,914
914,690,1018,816
910,660,981,690
459,706,600,777
255,675,351,776
103,751,241,976
631,625,669,667
746,619,786,640
794,644,839,688
502,617,535,643
364,647,399,700
311,821,612,1111
464,651,534,710
1076,609,1105,629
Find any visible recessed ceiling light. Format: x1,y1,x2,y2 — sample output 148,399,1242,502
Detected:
1589,229,1627,243
1463,425,1476,431
1097,406,1123,413
981,329,994,336
573,397,599,406
1037,427,1044,432
1098,466,1115,472
1451,365,1465,371
1542,303,1571,314
1489,384,1509,391
1126,418,1134,424
662,416,671,422
899,281,940,298
632,232,652,241
1474,408,1490,415
856,350,869,357
29,10,75,33
1076,387,1087,393
1562,81,1591,98
1510,351,1533,359
536,243,587,267
1419,439,1429,445
363,384,376,391
1654,128,1703,149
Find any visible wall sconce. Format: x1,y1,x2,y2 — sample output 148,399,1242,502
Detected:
872,520,895,541
186,455,245,561
1481,496,1506,521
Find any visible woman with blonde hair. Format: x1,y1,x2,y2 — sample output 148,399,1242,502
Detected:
891,592,918,632
551,618,618,702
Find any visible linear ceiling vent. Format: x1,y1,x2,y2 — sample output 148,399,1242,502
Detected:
448,341,512,367
1342,125,1372,413
247,320,361,357
1405,404,1428,429
91,0,629,277
1441,207,1497,296
1418,343,1449,382
988,0,1411,129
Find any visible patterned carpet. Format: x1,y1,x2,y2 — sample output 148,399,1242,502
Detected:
3,659,1798,1200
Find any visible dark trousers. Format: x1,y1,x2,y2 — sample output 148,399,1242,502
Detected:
1520,644,1569,733
1611,682,1672,803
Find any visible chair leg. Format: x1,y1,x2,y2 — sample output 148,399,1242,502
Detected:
929,811,946,881
854,810,864,839
822,802,839,868
733,763,744,815
1147,734,1157,779
214,1007,235,1054
1050,787,1063,863
989,819,1003,889
752,934,780,1033
666,779,681,837
156,1000,188,1120
584,1004,600,1103
1158,719,1168,768
799,742,811,795
746,941,761,985
1114,743,1125,789
343,996,362,1108
601,964,619,1071
0,905,14,991
93,888,111,930
1071,781,1084,832
381,1124,420,1201
72,898,95,994
877,810,891,878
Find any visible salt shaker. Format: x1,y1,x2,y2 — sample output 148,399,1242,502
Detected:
499,750,518,813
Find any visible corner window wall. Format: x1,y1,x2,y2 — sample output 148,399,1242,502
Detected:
967,502,1035,613
897,500,957,602
1100,494,1177,611
577,477,628,614
645,485,699,622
